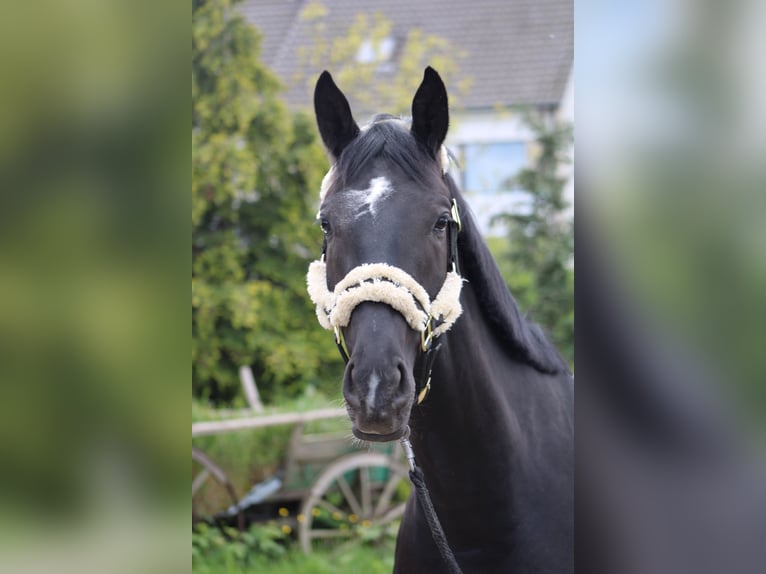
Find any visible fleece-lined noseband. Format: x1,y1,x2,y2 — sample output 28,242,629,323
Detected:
307,194,463,404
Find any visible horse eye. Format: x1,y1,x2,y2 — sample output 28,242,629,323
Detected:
320,218,331,234
434,215,449,232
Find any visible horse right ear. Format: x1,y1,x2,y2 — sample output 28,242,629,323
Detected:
410,66,449,158
314,71,360,160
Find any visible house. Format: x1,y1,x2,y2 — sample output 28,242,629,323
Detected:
241,0,573,234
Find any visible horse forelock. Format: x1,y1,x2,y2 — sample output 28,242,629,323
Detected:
328,119,442,195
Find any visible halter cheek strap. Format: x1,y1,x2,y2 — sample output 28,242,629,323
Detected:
306,203,463,403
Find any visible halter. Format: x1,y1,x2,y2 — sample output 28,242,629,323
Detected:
306,199,463,404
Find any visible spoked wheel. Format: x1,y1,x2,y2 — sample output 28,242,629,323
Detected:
192,447,244,531
298,451,410,554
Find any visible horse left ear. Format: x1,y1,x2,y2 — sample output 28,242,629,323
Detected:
314,71,360,160
411,67,449,158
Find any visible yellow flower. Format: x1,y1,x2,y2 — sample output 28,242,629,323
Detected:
361,520,372,528
311,508,321,517
278,507,289,517
297,514,305,523
331,511,342,520
281,524,292,535
348,514,358,523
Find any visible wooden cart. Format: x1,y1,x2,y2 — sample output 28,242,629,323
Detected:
192,408,409,553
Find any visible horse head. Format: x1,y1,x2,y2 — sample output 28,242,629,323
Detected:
308,68,462,442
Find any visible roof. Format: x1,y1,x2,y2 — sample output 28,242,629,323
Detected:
241,0,572,112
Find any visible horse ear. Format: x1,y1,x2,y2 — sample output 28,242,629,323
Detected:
410,66,449,158
314,71,360,159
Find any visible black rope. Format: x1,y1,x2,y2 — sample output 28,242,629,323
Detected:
409,466,464,574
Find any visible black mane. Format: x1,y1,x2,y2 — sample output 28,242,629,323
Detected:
446,175,570,375
332,117,569,375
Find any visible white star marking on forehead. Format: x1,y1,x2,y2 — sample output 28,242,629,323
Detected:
354,176,393,218
319,176,394,222
318,142,449,202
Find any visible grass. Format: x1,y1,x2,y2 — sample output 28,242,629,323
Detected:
193,523,396,574
193,545,395,574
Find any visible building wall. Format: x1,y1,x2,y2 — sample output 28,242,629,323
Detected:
447,109,545,236
445,68,574,237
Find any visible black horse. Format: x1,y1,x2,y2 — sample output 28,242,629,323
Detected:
309,67,573,573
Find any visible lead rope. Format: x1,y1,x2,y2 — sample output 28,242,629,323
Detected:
400,426,463,574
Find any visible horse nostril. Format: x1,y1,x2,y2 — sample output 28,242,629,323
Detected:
397,362,407,393
343,363,361,408
388,361,411,411
346,363,354,391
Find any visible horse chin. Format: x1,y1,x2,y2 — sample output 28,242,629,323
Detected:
345,390,413,443
351,426,406,443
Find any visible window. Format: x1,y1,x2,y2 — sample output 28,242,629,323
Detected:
356,37,396,64
461,142,527,195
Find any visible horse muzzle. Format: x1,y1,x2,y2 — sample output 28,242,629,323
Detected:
343,357,415,441
341,305,417,442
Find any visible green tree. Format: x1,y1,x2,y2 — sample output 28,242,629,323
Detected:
192,0,342,404
294,2,471,114
495,114,574,367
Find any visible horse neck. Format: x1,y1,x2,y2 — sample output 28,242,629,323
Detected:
409,282,526,489
404,197,571,522
403,291,543,558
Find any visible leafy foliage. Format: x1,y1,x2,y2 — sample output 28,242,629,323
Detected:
295,3,471,114
192,0,343,404
193,523,288,569
192,521,396,573
494,114,574,367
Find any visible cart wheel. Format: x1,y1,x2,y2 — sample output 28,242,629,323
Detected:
298,451,409,554
192,447,244,531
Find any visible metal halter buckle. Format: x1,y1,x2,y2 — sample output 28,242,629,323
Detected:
334,326,350,361
450,198,462,232
420,316,434,352
417,377,431,405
